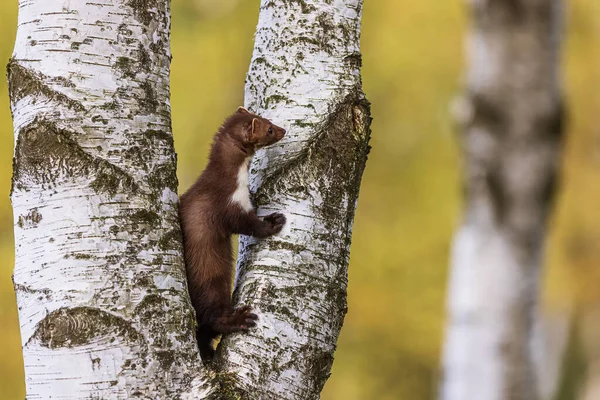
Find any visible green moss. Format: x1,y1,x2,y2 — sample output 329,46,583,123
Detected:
264,94,290,109
292,120,314,128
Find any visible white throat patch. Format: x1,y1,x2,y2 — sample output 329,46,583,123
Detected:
231,156,253,212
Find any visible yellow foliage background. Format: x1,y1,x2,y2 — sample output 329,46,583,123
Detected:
0,1,599,398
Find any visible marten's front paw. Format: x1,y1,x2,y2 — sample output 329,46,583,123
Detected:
233,306,259,330
264,213,286,234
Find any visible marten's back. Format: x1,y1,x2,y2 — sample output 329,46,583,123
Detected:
179,188,234,317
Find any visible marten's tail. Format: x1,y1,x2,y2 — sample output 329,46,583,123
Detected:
197,326,217,362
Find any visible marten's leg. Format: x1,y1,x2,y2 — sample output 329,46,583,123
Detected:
197,325,218,362
228,211,286,238
201,276,258,335
211,306,258,334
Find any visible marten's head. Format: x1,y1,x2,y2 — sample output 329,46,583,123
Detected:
223,107,286,153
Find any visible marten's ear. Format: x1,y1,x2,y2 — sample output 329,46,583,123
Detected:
237,106,250,115
248,118,259,143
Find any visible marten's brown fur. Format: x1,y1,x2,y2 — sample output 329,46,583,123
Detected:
179,107,286,361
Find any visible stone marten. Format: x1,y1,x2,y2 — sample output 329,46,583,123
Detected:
179,107,286,361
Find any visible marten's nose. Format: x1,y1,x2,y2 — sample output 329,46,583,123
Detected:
281,128,286,135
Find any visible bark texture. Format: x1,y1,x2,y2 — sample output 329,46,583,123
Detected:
215,1,371,399
441,1,564,400
9,0,210,397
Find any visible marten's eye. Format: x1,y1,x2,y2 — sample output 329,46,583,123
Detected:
268,127,273,135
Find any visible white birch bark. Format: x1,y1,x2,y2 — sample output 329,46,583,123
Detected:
8,0,214,398
441,1,564,399
214,1,371,399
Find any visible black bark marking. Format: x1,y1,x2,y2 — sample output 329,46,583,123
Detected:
138,80,159,114
126,0,160,25
17,208,43,229
7,59,84,111
33,307,141,349
11,118,138,196
469,92,508,136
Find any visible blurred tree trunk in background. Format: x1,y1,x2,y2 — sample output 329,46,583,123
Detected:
441,1,564,399
216,0,371,398
9,0,369,398
8,0,209,397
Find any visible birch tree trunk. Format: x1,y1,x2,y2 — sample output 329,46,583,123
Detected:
10,0,369,398
441,1,564,399
216,1,371,399
8,0,212,397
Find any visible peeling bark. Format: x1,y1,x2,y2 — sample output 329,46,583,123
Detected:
441,1,564,399
214,1,371,399
9,0,211,397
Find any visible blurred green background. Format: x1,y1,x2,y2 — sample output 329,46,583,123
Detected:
1,0,600,398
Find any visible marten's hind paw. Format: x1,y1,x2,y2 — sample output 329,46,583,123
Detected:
233,306,259,330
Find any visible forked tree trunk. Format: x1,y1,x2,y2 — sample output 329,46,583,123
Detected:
9,0,369,398
217,0,371,398
441,1,564,399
